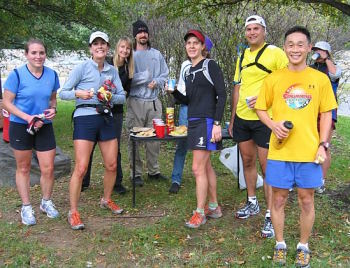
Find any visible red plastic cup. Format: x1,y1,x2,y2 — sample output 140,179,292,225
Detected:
155,124,165,138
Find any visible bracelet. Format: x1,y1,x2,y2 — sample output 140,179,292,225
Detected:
50,106,57,114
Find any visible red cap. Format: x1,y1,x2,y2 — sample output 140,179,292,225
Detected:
184,30,205,44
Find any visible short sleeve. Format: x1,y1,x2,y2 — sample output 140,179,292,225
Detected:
4,70,20,94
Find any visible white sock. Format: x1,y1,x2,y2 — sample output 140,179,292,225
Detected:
276,241,287,249
265,210,271,218
297,242,309,250
248,196,257,205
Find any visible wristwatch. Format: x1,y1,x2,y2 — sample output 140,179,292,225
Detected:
319,141,330,151
214,120,221,126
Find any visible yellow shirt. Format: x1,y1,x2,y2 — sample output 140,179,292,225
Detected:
234,43,288,120
255,67,338,162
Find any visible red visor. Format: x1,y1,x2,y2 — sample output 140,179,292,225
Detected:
184,30,205,44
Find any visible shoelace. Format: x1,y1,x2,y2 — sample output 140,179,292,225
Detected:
296,249,307,264
106,200,120,210
71,212,83,225
275,249,286,260
189,212,202,224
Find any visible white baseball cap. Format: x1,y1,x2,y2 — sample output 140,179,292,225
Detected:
245,15,266,28
312,41,332,53
89,31,109,45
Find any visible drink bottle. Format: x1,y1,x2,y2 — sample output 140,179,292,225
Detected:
275,121,293,149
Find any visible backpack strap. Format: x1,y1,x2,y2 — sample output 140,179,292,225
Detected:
240,43,272,74
202,59,214,86
14,68,20,88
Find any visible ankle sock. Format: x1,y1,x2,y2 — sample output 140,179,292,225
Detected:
22,203,31,207
297,242,309,250
248,196,257,205
276,241,287,249
265,210,271,218
196,208,205,215
208,202,218,210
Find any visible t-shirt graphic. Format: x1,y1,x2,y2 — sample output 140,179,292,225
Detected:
283,83,312,110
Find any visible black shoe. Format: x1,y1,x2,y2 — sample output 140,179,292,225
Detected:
148,173,168,180
114,184,127,194
169,183,180,194
131,176,144,187
81,184,89,192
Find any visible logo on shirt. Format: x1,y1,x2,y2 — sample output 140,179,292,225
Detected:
283,83,312,110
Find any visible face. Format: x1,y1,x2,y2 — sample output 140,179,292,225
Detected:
25,43,46,69
245,23,265,47
284,32,311,67
135,31,149,46
185,36,204,60
118,40,131,60
89,38,109,60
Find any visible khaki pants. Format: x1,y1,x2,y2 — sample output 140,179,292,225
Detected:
126,98,162,177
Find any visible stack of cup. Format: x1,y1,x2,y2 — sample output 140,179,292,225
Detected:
152,118,164,129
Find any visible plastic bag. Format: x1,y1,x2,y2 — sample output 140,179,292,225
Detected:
219,145,264,189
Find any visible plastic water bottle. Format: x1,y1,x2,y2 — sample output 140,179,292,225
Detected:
275,121,293,149
311,52,320,61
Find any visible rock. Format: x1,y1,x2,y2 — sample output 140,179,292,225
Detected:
0,135,71,187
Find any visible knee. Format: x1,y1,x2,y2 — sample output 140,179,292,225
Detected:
74,163,88,179
105,161,117,173
273,195,287,210
192,164,204,178
40,164,54,177
17,164,31,177
299,196,314,212
241,156,255,169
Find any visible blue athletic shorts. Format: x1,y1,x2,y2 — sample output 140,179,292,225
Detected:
187,118,222,151
266,160,322,189
73,114,117,142
9,122,56,151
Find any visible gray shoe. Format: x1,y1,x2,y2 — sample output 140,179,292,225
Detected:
40,199,59,218
295,247,311,268
21,205,36,226
261,217,275,238
235,201,260,219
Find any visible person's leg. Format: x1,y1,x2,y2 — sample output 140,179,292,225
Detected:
271,187,289,242
171,105,188,186
192,150,211,210
81,144,96,189
114,112,123,185
317,127,333,193
146,99,162,176
13,149,33,205
69,140,95,213
206,158,217,204
297,188,315,244
98,139,118,201
239,140,258,196
126,98,144,178
36,148,56,200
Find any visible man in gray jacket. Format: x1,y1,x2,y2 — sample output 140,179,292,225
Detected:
127,20,169,186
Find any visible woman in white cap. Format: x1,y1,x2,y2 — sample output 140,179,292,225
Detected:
59,31,126,230
310,41,342,193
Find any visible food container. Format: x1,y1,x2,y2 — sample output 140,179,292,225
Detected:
166,107,175,134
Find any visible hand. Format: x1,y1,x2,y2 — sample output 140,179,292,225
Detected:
272,121,290,140
43,108,56,120
211,125,222,143
318,50,328,60
314,146,327,164
247,96,257,109
75,89,93,100
147,80,156,89
228,117,235,137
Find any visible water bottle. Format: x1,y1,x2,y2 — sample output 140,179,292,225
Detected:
275,121,293,149
311,52,320,61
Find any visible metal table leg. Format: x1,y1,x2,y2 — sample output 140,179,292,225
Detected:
132,139,136,207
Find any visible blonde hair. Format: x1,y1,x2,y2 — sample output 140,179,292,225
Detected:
113,37,134,79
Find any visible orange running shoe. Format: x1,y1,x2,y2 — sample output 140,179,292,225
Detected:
68,210,85,230
204,205,223,219
185,211,207,228
100,198,123,214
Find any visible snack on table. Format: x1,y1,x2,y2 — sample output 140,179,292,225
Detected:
169,125,187,136
136,129,155,137
131,127,152,133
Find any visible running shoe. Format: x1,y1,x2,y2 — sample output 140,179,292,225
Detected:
273,245,287,266
21,205,36,226
295,247,311,268
235,201,260,219
185,211,207,228
68,210,85,230
40,199,59,218
204,205,223,219
261,217,275,238
100,198,123,214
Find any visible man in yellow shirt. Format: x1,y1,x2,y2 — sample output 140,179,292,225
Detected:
255,26,337,267
228,15,288,238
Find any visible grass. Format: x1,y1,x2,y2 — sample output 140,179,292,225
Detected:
0,101,349,267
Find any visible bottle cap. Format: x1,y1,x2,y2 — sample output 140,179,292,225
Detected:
283,121,293,130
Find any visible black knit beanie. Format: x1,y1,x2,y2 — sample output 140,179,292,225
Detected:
133,20,149,37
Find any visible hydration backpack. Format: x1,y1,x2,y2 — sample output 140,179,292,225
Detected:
185,59,214,86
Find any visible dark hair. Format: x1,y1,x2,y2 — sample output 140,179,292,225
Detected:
284,26,311,43
25,39,47,54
